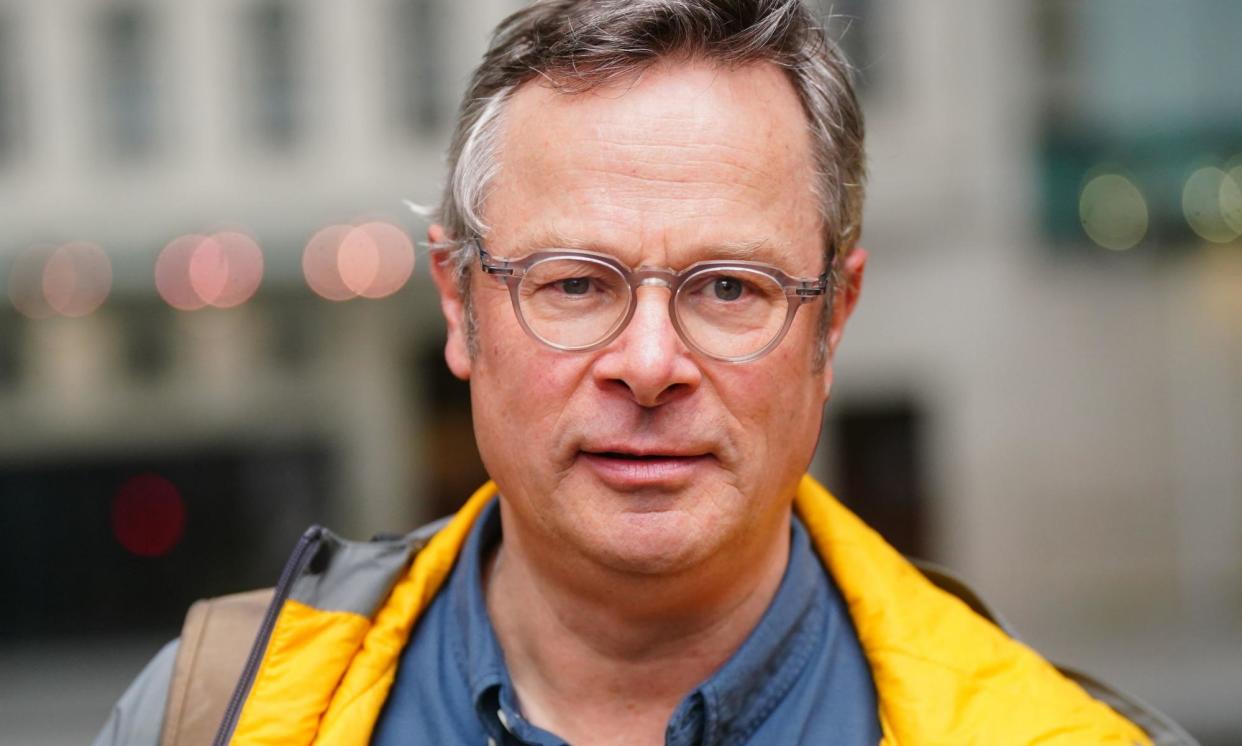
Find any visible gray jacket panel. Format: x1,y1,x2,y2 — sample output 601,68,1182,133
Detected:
91,639,178,746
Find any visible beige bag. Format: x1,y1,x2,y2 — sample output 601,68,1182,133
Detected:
160,589,272,746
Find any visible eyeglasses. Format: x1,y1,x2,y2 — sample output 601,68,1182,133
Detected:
475,243,831,363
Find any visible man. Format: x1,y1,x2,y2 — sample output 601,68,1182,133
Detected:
96,1,1191,744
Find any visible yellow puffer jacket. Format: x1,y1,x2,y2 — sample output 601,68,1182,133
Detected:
211,476,1168,745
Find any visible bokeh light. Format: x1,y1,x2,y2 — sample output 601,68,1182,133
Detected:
42,242,113,317
7,242,112,319
1079,173,1148,251
303,221,415,301
1182,166,1242,244
157,234,209,311
157,231,265,311
303,224,357,301
337,226,383,297
191,231,264,308
110,473,187,558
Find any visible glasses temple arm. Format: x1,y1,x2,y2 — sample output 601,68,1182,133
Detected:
477,247,518,277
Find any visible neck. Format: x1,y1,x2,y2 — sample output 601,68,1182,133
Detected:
485,501,791,746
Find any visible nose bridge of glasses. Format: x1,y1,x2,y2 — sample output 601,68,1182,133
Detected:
631,266,677,291
623,268,682,346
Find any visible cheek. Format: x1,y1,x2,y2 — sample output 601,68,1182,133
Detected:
471,327,587,457
723,346,826,451
469,367,549,498
736,376,820,434
475,351,550,430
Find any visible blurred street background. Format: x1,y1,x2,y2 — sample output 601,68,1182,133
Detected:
0,0,1240,742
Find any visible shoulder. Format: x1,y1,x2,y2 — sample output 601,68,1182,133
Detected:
92,589,275,746
913,560,1199,746
91,515,454,746
91,640,180,746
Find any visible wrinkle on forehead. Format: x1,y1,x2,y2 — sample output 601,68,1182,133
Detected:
485,59,823,269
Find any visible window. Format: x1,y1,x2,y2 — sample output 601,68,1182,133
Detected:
416,341,487,521
1037,0,1242,251
828,399,930,559
246,0,300,149
390,0,444,137
123,304,172,382
97,4,158,159
268,297,316,370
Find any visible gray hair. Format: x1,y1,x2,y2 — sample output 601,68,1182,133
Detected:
436,0,866,363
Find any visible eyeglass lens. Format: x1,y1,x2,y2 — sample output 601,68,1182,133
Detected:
515,257,789,359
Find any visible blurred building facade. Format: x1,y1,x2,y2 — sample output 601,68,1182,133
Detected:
0,0,1239,742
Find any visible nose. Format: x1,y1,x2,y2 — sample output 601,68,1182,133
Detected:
592,286,701,407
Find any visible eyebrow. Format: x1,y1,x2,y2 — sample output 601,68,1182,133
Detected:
509,228,594,255
706,239,781,262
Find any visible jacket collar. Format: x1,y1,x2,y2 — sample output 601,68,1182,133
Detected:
792,476,1149,745
232,477,1150,745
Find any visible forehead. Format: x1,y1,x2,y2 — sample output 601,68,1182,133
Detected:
485,59,824,270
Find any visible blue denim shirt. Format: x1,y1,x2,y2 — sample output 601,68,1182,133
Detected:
373,499,880,745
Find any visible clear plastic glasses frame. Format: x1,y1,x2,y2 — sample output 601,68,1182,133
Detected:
475,242,832,363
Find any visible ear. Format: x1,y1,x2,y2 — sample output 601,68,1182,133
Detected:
821,246,867,397
428,224,473,381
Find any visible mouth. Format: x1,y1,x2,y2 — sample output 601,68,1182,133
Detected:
587,451,705,460
576,448,714,490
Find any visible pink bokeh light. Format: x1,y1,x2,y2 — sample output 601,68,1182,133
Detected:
303,221,415,301
157,231,265,311
353,221,416,299
8,242,112,319
303,224,358,302
42,241,113,317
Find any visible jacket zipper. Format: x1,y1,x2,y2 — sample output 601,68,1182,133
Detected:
213,525,324,746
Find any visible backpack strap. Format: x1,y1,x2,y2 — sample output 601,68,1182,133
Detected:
157,519,451,744
160,588,274,746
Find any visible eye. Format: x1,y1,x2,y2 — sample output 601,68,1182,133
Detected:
558,277,592,295
712,277,744,301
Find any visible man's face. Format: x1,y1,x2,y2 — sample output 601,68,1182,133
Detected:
432,59,862,576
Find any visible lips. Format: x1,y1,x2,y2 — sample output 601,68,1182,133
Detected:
578,441,714,462
586,449,708,460
577,446,714,490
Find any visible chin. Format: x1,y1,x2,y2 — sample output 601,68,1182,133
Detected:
579,510,721,577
